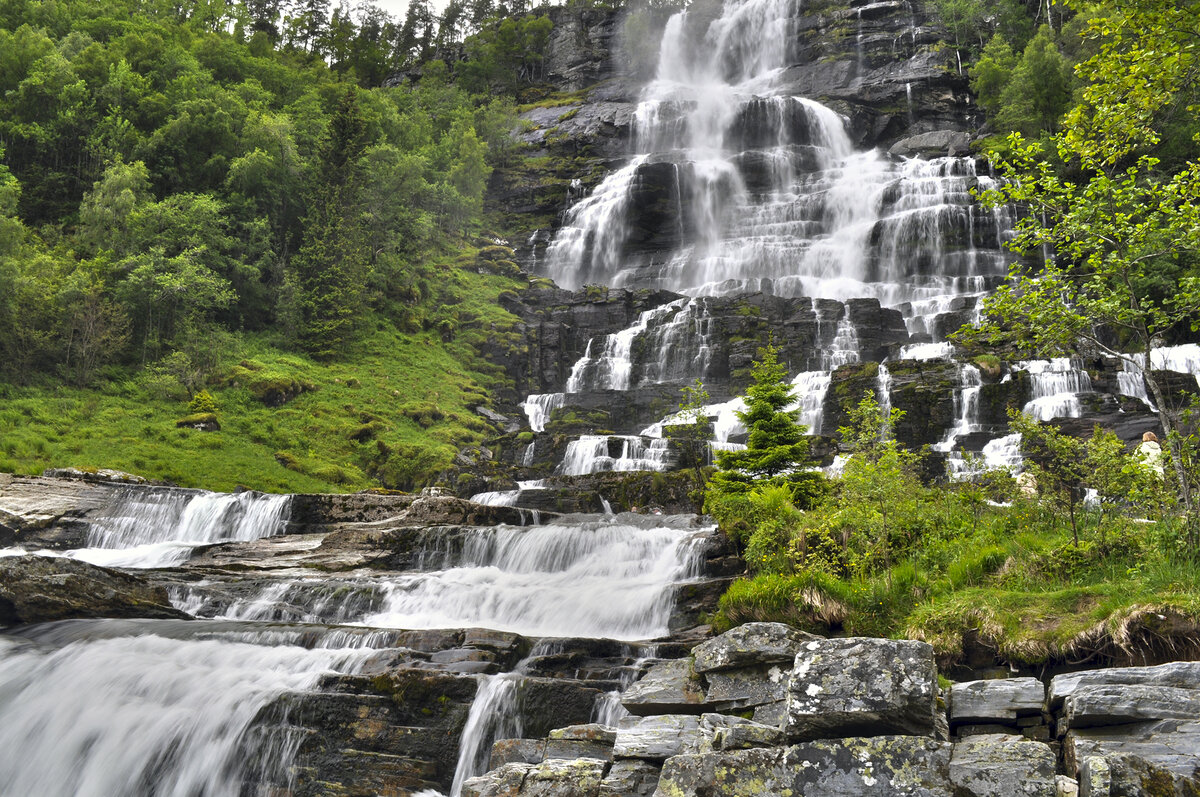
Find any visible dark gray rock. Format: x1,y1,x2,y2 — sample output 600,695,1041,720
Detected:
705,664,792,712
490,738,546,769
0,556,190,626
786,637,939,741
544,724,617,762
889,130,972,159
463,758,607,797
948,734,1056,796
692,621,818,673
620,658,710,716
949,677,1045,724
706,715,785,750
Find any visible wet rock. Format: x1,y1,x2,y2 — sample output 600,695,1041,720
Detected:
0,556,190,626
889,130,972,159
692,621,818,672
948,734,1056,796
786,637,939,742
620,658,710,716
949,677,1045,725
612,714,706,760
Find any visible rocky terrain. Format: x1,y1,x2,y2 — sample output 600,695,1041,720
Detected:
465,623,1200,797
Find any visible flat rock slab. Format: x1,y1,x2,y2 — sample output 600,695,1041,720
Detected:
0,555,190,626
692,622,818,673
704,663,791,711
1065,719,1200,780
786,637,938,742
950,678,1045,724
948,734,1056,796
620,658,710,716
1062,684,1200,729
613,714,706,761
1050,662,1200,707
656,737,956,796
490,739,545,768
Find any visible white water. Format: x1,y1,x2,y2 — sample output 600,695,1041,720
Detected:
450,674,524,796
66,487,290,568
0,628,371,796
1018,357,1091,421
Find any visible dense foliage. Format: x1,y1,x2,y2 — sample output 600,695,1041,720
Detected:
0,0,569,489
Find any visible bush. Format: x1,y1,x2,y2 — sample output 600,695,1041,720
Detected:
188,390,217,414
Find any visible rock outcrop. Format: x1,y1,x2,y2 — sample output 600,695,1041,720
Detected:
463,623,1200,797
0,556,189,626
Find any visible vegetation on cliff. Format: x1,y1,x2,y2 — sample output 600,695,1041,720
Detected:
0,0,566,490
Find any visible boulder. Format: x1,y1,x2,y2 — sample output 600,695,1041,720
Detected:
948,734,1056,796
704,664,792,712
704,715,785,750
692,621,818,672
620,658,710,716
0,555,190,626
463,757,607,797
949,678,1045,724
656,737,957,796
786,637,939,741
612,714,706,760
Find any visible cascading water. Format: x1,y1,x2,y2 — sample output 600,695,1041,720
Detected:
68,487,290,568
519,0,1015,480
0,624,374,796
1019,357,1092,421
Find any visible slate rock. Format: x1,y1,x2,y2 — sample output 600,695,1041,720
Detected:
656,737,957,796
711,718,785,751
704,663,791,711
1049,663,1200,708
948,734,1056,796
462,758,606,797
786,637,939,741
1079,752,1200,797
692,622,818,673
620,658,710,716
1062,685,1200,729
0,555,190,626
490,739,545,768
598,759,660,797
950,677,1045,724
1065,719,1200,781
544,724,616,762
612,714,706,761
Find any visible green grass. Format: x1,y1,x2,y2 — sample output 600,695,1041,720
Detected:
713,492,1200,667
0,260,525,494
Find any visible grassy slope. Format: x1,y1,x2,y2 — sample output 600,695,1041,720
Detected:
0,258,524,493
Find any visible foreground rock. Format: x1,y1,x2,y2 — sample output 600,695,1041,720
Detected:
0,556,190,626
464,623,1200,796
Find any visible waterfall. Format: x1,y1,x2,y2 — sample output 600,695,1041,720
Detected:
68,487,290,568
521,393,565,432
0,628,372,797
934,364,983,453
449,674,524,797
558,435,674,476
180,516,709,642
1019,357,1092,421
